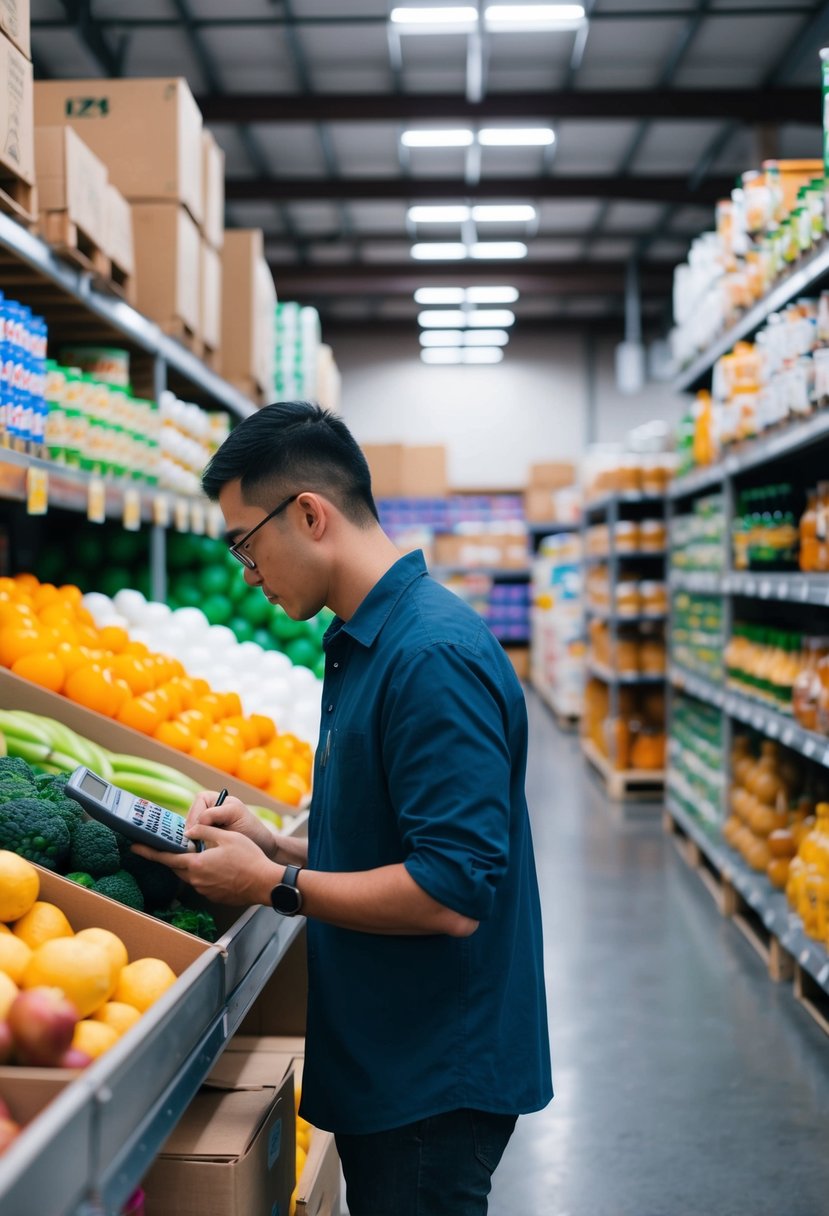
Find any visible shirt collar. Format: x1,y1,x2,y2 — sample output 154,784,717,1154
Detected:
324,550,428,650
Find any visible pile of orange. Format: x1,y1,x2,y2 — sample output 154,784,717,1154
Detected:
0,574,312,804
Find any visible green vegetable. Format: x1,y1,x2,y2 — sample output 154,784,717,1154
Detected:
0,757,36,786
122,851,180,910
0,776,36,805
93,870,144,911
153,906,218,942
0,798,70,869
66,871,95,889
69,820,121,878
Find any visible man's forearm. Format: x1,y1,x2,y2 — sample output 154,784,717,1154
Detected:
267,832,309,867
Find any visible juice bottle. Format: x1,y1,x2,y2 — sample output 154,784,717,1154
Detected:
800,489,818,571
816,482,829,571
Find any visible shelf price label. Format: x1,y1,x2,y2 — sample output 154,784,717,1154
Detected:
87,476,106,524
25,466,48,516
123,488,141,532
153,494,170,528
174,497,190,533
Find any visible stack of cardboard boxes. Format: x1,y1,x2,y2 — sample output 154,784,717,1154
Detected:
523,462,578,524
222,228,278,404
362,442,449,499
0,0,35,222
201,131,225,370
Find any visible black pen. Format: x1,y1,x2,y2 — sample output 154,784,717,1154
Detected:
216,788,228,806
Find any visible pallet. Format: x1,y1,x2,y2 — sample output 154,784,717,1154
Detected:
795,965,829,1036
41,209,110,278
581,736,664,801
0,165,36,226
161,317,201,356
95,258,136,307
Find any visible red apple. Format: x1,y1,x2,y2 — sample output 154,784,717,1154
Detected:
58,1047,93,1070
8,988,78,1067
0,1022,12,1066
0,1116,20,1154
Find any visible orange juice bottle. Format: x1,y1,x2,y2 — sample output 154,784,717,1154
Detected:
800,489,818,571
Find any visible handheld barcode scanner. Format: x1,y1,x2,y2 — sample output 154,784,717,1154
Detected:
66,766,204,854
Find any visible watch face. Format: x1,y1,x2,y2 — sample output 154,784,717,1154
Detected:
271,883,302,916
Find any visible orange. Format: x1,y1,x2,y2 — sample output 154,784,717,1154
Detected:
222,715,259,749
56,584,83,605
123,640,150,658
250,714,276,746
65,664,122,717
268,756,288,778
268,736,299,764
236,748,271,789
74,927,128,988
92,1000,141,1037
0,626,48,668
0,933,32,984
109,654,155,696
173,677,199,710
0,972,17,1020
23,936,113,1018
72,1019,119,1059
222,691,243,718
117,695,165,736
55,641,93,676
267,771,306,807
167,657,186,678
177,709,212,739
74,606,96,628
191,677,211,697
37,602,77,630
193,693,224,722
32,584,59,611
191,733,241,774
12,901,73,949
155,720,195,752
0,602,36,628
113,957,177,1012
0,851,40,921
13,573,39,594
11,651,66,693
98,625,129,654
291,756,313,786
0,576,16,596
160,681,185,716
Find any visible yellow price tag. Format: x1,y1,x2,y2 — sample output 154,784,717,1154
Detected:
190,500,205,535
174,497,190,533
87,476,106,524
153,494,170,528
123,488,142,532
26,466,48,516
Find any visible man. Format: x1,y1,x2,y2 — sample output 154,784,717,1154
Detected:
135,401,552,1216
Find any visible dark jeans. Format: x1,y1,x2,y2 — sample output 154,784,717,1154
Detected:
335,1108,517,1216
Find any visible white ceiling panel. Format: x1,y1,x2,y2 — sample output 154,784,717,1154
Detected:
228,201,285,230
30,29,108,77
199,27,298,92
361,242,413,262
526,239,584,260
648,239,692,262
633,121,724,174
329,125,402,176
248,125,327,175
552,120,641,173
93,0,175,15
479,147,550,177
209,126,259,178
407,149,472,177
347,202,410,232
537,200,603,229
290,0,387,15
306,246,358,265
587,239,635,261
287,203,342,234
577,18,688,89
674,14,804,89
602,202,666,232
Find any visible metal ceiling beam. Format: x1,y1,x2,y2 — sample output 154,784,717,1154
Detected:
228,175,734,205
198,88,817,126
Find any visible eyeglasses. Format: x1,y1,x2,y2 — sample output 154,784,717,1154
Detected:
228,494,298,570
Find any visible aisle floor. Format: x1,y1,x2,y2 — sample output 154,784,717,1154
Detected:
487,692,829,1216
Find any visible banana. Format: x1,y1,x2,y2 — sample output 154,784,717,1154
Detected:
4,737,51,765
0,711,53,752
11,712,92,765
109,754,201,795
114,773,195,813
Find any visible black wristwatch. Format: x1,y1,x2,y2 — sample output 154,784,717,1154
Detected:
270,864,304,917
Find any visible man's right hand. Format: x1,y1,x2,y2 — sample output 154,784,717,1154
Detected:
185,791,309,866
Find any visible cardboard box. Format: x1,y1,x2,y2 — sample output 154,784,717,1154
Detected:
524,486,558,524
143,1072,295,1216
296,1129,341,1216
131,202,201,340
363,444,448,499
35,125,108,241
528,461,575,490
200,239,222,364
103,181,134,278
362,443,404,499
0,0,29,60
33,78,203,224
0,667,292,817
202,128,224,250
0,33,33,186
221,229,277,401
504,646,530,681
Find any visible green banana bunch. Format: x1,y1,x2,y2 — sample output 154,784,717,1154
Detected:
0,709,114,778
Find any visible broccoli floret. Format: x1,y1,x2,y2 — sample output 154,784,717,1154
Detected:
121,851,180,910
69,820,121,878
0,777,34,804
0,798,70,869
154,906,218,942
116,831,133,865
93,870,144,911
0,757,36,786
66,871,95,889
35,772,74,805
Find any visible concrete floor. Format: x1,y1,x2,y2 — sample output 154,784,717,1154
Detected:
488,692,829,1216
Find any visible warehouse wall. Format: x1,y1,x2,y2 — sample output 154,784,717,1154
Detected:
332,330,685,489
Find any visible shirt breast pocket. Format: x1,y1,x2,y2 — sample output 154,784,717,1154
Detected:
327,729,383,838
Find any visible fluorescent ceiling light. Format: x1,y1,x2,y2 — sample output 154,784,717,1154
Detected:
467,309,515,327
420,347,504,365
420,329,510,347
420,330,466,347
479,128,555,146
472,204,536,222
463,348,504,363
414,287,466,305
418,309,468,328
463,329,510,346
391,6,478,32
466,285,519,303
484,5,585,30
470,242,527,259
408,205,471,223
421,348,465,364
402,129,474,148
411,243,467,260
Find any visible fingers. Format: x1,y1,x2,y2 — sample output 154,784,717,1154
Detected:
185,790,220,831
130,843,194,873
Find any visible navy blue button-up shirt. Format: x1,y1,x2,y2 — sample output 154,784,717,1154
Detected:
300,551,553,1134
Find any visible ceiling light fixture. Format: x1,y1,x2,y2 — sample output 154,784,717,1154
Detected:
478,128,555,146
391,6,478,32
407,205,471,223
418,309,469,328
472,204,536,222
462,347,505,363
414,287,467,305
402,129,474,148
463,329,510,346
420,347,505,365
411,243,468,260
467,309,516,327
484,4,585,31
420,330,467,347
465,285,519,303
421,348,466,364
470,242,528,259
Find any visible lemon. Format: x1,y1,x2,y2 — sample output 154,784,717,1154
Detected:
72,1019,118,1059
0,923,11,934
92,1001,142,1037
0,933,31,984
113,958,177,1013
13,901,73,950
295,1144,307,1183
23,937,112,1018
0,851,39,922
0,970,17,1019
74,928,128,997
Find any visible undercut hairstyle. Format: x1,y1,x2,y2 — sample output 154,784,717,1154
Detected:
202,401,379,526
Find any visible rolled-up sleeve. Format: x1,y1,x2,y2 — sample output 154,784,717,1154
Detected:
381,640,512,921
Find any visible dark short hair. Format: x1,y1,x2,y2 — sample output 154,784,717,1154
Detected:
202,401,379,525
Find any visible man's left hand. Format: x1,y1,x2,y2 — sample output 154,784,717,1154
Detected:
131,824,279,907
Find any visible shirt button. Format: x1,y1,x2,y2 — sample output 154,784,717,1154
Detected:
327,704,334,713
333,662,339,669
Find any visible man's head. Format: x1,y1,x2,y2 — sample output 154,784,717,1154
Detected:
202,401,380,620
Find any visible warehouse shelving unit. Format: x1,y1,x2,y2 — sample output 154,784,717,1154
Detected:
529,528,584,727
581,490,667,799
